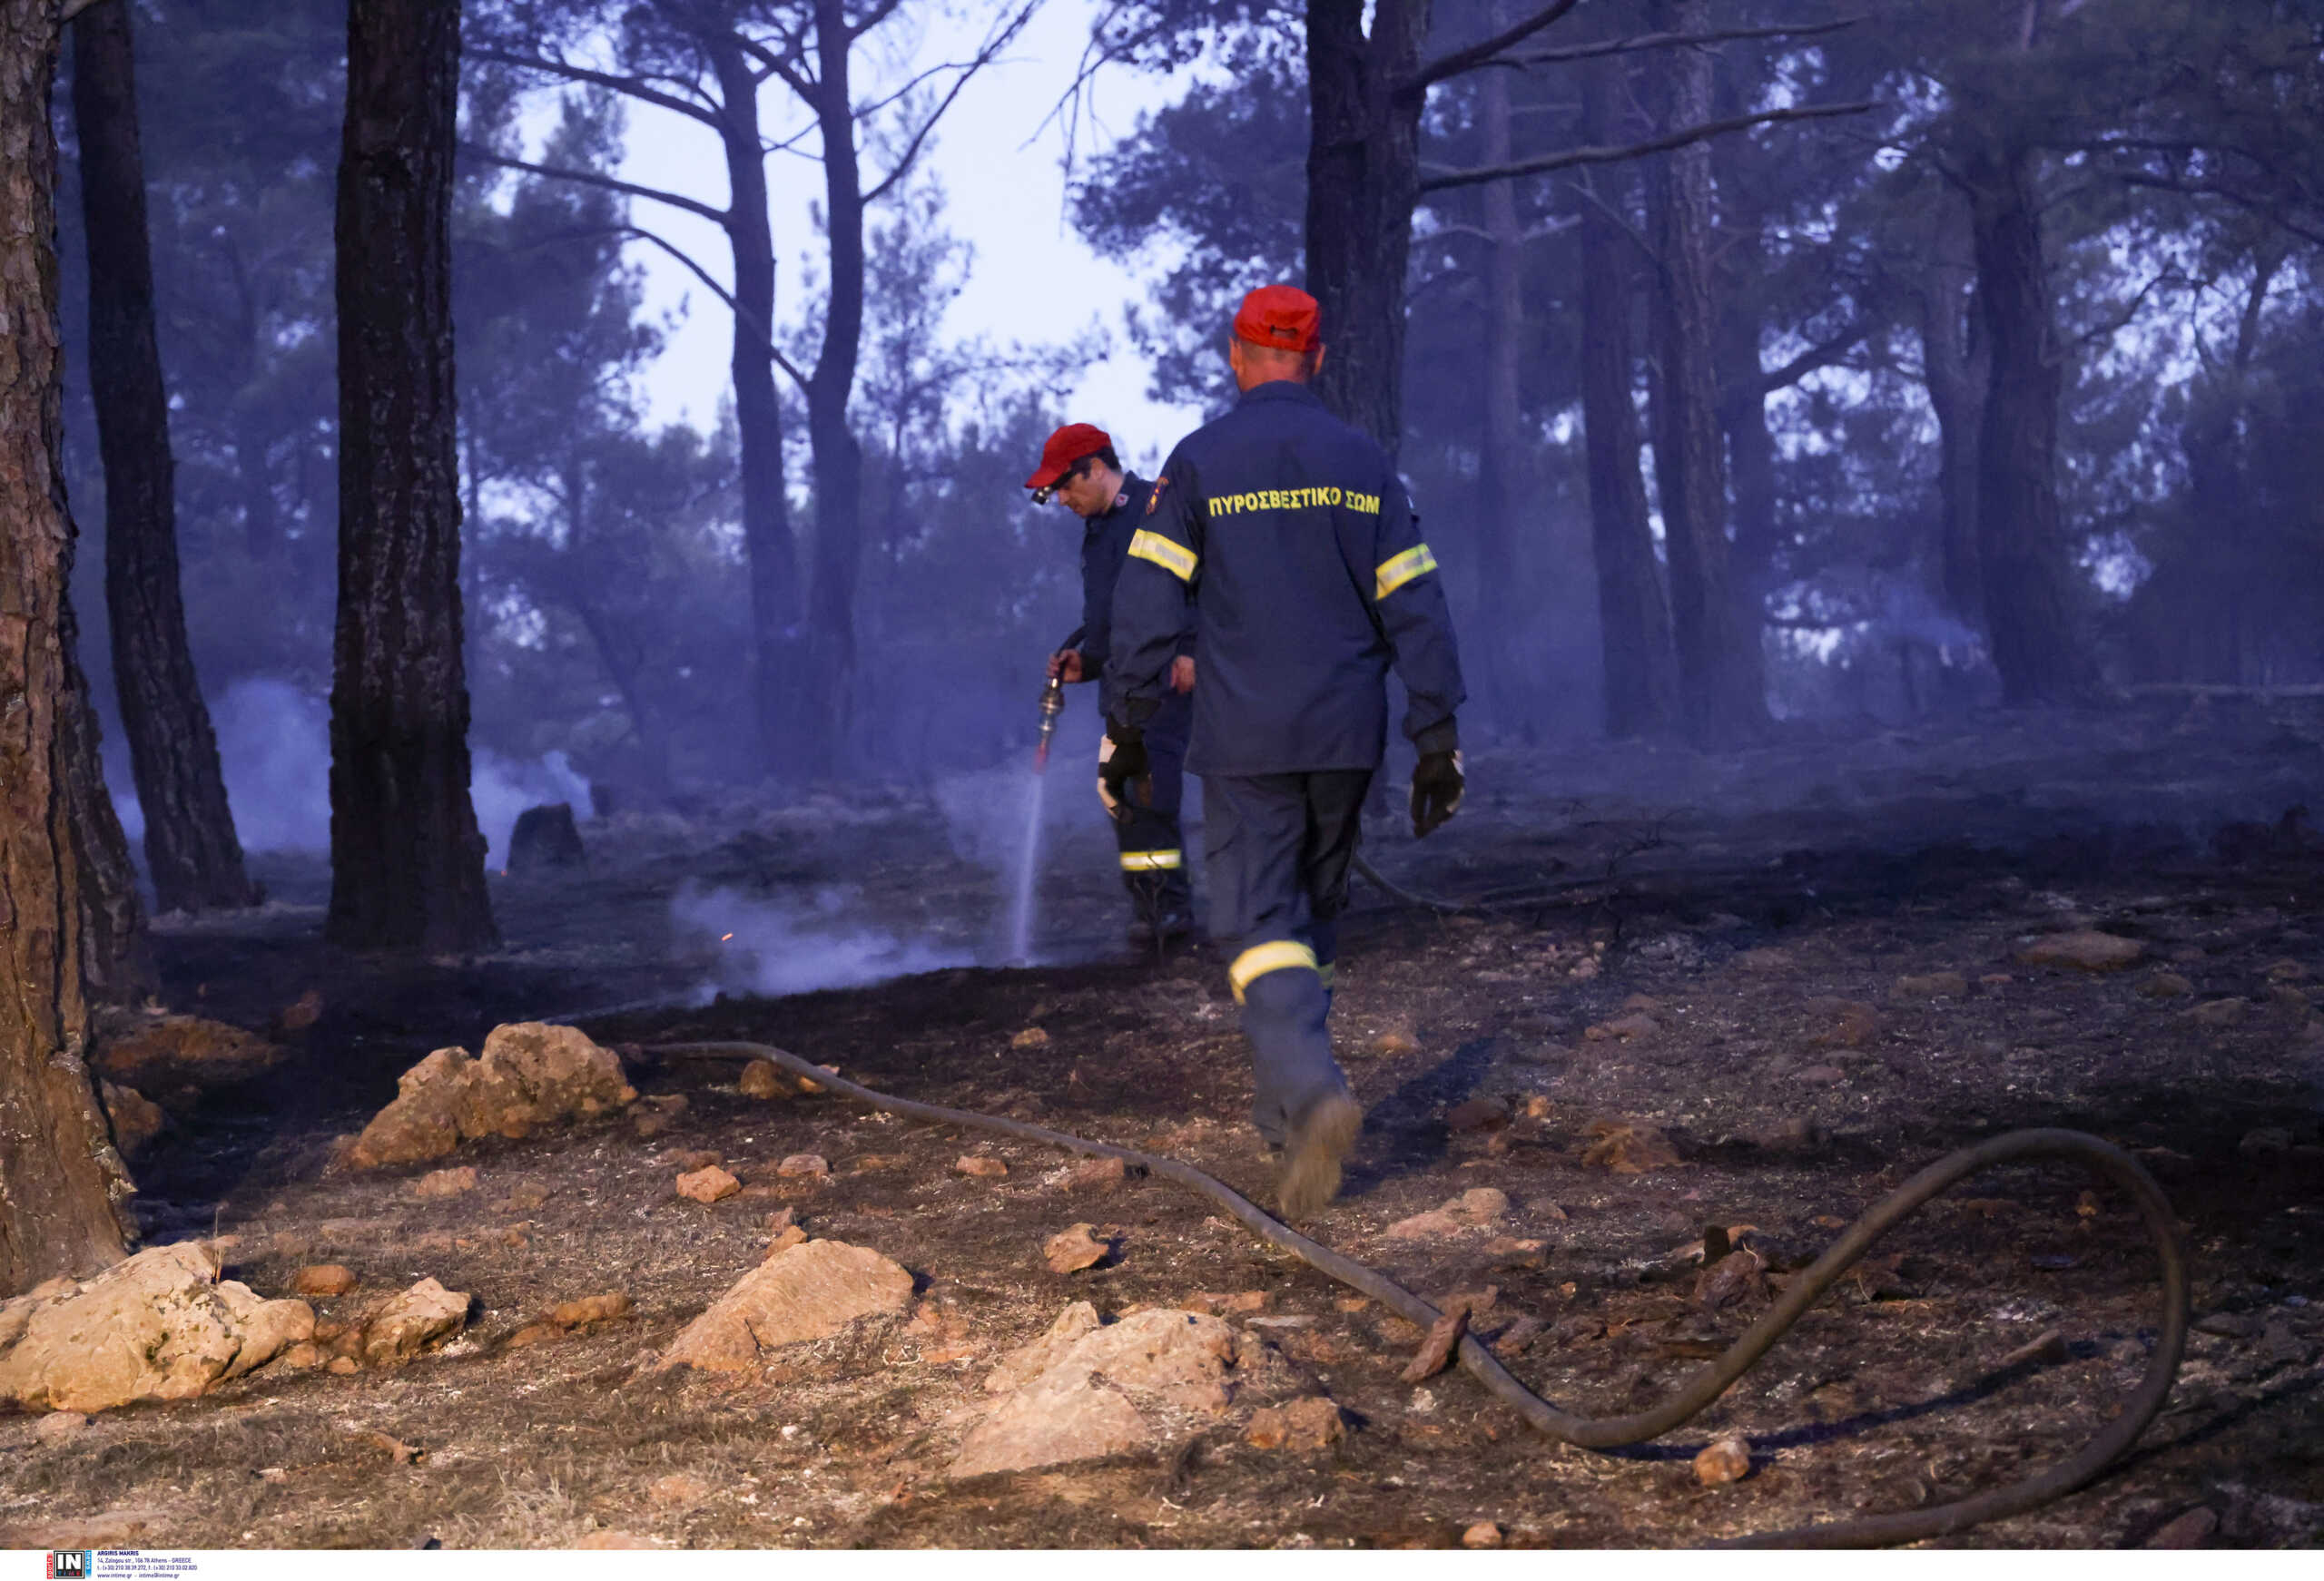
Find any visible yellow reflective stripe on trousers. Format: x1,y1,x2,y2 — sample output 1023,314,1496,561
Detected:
1119,849,1183,871
1228,940,1319,1003
1128,528,1198,583
1374,543,1438,599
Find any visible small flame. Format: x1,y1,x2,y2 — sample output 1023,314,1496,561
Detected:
721,932,734,942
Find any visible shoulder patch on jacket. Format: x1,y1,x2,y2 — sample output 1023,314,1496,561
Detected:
1147,476,1167,515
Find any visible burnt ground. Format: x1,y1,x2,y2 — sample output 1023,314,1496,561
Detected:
5,693,2324,1549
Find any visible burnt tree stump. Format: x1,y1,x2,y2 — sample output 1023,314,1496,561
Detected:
507,804,586,875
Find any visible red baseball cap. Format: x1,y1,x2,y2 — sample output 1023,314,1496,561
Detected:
1234,284,1320,352
1025,423,1113,490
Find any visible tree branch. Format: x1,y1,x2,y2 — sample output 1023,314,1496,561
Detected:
864,0,1041,205
1497,17,1860,70
467,46,724,129
1411,0,1581,93
738,34,820,104
613,225,812,392
458,145,731,226
1419,101,1875,193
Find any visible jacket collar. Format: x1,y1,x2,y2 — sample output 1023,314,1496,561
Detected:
1236,379,1324,410
1084,473,1146,533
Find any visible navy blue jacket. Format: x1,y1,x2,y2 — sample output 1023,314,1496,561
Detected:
1104,379,1464,776
1058,475,1157,678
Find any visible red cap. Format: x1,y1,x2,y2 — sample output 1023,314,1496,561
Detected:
1234,284,1320,353
1026,423,1113,490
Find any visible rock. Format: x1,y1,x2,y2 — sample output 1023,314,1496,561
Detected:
1449,1187,1510,1225
275,989,326,1037
506,803,586,874
2268,984,2311,1017
1692,1250,1767,1311
359,1279,470,1367
763,1225,808,1258
658,1239,912,1372
277,1340,326,1370
2139,972,2194,998
1445,1097,1509,1134
100,1083,165,1158
500,1183,550,1212
328,1356,359,1375
1695,1436,1751,1486
1399,1305,1469,1383
1580,1121,1680,1173
738,1059,785,1099
1894,972,1968,999
1584,1013,1659,1042
1368,1026,1421,1056
1010,1027,1050,1049
1462,1521,1503,1548
0,1243,314,1412
956,1154,1009,1179
1795,1065,1846,1086
93,1015,286,1106
1483,1237,1547,1269
1809,1000,1881,1047
1735,948,1794,972
34,1410,88,1443
1246,1397,1345,1451
1044,1223,1111,1274
984,1301,1101,1394
2191,997,2249,1028
1064,1156,1128,1193
576,1531,659,1549
409,1165,478,1199
2014,931,2144,972
291,1265,359,1300
950,1309,1237,1478
1492,1315,1546,1356
347,1024,635,1169
646,1472,711,1508
2145,1507,2220,1549
777,1154,830,1178
505,1324,560,1350
676,1165,741,1203
551,1293,631,1329
2264,957,2309,982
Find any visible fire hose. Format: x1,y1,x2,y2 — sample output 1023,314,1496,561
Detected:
655,1039,2190,1547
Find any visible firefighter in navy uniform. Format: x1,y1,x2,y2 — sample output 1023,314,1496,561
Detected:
1101,285,1467,1219
1026,423,1196,945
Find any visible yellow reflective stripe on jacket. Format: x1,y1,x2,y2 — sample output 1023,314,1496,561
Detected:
1375,544,1439,600
1128,528,1198,583
1228,939,1319,1003
1119,849,1183,871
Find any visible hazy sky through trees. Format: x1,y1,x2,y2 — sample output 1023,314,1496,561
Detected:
597,0,1206,466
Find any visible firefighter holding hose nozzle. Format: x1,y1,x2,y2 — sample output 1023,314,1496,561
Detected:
1026,423,1196,947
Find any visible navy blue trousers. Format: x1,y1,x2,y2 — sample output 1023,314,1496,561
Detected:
1203,769,1371,1145
1115,688,1193,919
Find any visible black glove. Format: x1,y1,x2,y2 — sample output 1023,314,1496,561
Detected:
1411,748,1464,839
1098,725,1149,820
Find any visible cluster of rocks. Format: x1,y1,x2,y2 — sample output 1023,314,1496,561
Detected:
342,1022,637,1169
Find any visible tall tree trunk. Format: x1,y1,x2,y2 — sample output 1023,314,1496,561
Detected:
1305,0,1429,455
1916,241,1986,625
328,0,497,952
1471,10,1525,741
800,0,866,778
708,36,803,777
1717,302,1782,599
62,595,158,1006
1645,1,1766,742
70,0,257,915
1575,63,1679,740
1963,135,2089,703
0,0,137,1292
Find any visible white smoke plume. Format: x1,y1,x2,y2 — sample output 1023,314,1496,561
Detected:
672,881,970,997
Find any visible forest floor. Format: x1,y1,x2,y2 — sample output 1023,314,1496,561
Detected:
5,692,2323,1549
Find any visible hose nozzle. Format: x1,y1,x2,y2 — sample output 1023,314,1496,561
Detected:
1033,673,1066,772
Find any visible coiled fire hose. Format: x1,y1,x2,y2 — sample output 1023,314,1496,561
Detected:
657,1040,2189,1547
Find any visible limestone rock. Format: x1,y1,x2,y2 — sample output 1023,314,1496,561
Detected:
93,1015,285,1106
1044,1223,1111,1273
658,1239,912,1372
776,1154,831,1178
359,1279,470,1367
346,1024,635,1170
1245,1396,1344,1451
408,1166,478,1199
100,1083,165,1158
1385,1186,1510,1241
1694,1436,1751,1486
950,1309,1237,1478
738,1059,784,1099
1894,971,1969,999
551,1292,632,1328
2015,931,2144,972
984,1301,1100,1393
1808,1000,1881,1047
1064,1156,1128,1193
1581,1121,1680,1173
677,1165,740,1203
2139,972,2194,998
34,1410,89,1444
1462,1521,1503,1548
2191,997,2249,1028
290,1265,358,1300
956,1154,1009,1179
1584,1013,1659,1042
0,1242,314,1412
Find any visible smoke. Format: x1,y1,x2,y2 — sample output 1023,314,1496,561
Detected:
104,675,592,860
672,881,970,997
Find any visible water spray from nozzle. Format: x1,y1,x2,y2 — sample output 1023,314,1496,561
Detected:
1032,672,1066,773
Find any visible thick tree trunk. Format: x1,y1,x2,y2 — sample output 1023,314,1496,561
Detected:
1305,0,1428,455
800,0,866,777
70,0,257,915
0,0,138,1293
1645,0,1766,743
328,0,497,952
1471,19,1525,741
708,37,803,776
1575,63,1679,740
1916,246,1986,625
1717,289,1782,600
1964,135,2090,703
